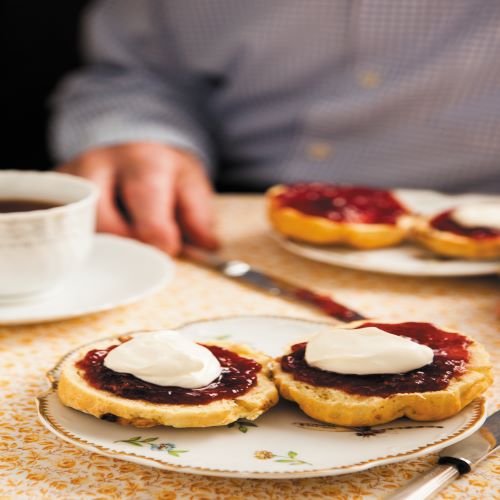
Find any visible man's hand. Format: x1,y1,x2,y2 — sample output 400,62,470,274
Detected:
58,142,218,255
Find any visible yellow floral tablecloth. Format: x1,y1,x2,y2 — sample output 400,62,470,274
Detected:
1,195,498,500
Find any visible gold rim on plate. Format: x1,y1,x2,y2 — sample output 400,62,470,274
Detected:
36,315,488,479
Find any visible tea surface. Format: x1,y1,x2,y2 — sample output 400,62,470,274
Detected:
0,199,61,213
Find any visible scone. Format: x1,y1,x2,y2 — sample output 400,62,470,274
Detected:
272,321,492,426
413,205,500,259
267,183,412,249
58,333,279,428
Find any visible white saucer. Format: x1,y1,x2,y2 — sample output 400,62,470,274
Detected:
0,234,174,325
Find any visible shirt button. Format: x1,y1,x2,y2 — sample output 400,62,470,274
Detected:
306,140,334,160
357,70,382,89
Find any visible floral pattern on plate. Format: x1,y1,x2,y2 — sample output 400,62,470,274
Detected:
37,316,487,479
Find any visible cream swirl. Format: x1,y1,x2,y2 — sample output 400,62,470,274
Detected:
304,327,434,375
103,330,222,388
451,203,500,230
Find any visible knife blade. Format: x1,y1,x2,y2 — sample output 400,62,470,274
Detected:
388,409,499,500
182,245,365,322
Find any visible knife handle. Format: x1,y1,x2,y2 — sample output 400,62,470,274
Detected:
386,464,459,500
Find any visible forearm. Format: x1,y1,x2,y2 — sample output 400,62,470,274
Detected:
50,67,214,170
49,0,213,172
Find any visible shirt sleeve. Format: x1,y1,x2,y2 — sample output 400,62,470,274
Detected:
49,0,214,172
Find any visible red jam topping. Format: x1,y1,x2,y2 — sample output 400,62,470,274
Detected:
76,343,261,405
431,210,500,240
281,322,471,397
276,183,408,224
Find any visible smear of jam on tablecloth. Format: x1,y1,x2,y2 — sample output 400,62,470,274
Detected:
76,344,261,404
275,183,408,224
431,210,500,240
294,288,365,322
281,322,471,397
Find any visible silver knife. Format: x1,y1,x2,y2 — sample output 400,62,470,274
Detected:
182,245,365,322
388,410,499,500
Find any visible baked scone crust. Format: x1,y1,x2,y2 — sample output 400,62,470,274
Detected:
267,185,411,249
58,340,279,428
413,217,500,260
272,322,492,426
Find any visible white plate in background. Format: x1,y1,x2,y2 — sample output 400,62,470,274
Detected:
272,189,500,277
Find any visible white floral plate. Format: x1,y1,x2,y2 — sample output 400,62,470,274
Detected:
272,189,500,277
0,234,174,325
37,316,487,479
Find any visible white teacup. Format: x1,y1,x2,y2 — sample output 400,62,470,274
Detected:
0,170,98,302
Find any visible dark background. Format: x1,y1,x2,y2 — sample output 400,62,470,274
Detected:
2,0,89,170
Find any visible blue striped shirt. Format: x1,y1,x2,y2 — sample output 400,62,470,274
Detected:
50,0,500,193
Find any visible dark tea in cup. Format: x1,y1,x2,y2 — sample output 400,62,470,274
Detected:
0,199,61,213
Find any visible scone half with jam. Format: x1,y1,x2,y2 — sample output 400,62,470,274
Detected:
58,330,278,428
413,202,500,259
272,321,492,427
267,183,413,249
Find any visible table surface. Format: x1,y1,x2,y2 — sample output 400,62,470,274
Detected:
1,195,498,500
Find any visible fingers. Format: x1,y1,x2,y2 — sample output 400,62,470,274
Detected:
58,158,132,237
120,162,182,255
177,166,219,250
57,143,217,255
